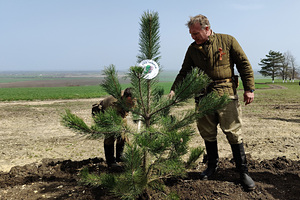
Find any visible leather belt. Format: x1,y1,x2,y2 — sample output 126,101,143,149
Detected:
211,78,232,84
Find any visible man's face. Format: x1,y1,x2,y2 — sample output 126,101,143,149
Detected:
189,23,210,45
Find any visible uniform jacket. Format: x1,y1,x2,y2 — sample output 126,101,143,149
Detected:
99,96,128,118
171,32,255,97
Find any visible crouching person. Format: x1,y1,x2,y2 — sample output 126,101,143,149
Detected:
92,88,133,169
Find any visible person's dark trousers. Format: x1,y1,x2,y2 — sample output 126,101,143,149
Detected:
231,143,255,190
104,136,116,166
116,136,125,162
104,143,115,166
200,140,219,180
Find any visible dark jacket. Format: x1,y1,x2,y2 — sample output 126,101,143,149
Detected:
92,95,127,118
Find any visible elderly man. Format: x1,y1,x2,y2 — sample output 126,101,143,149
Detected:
169,14,255,190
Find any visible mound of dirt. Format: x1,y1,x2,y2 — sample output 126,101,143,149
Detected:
0,156,299,200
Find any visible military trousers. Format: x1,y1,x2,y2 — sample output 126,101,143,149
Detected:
196,98,243,144
104,135,125,146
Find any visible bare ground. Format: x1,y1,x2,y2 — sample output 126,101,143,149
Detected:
0,86,299,199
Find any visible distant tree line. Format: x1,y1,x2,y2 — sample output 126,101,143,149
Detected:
258,50,299,83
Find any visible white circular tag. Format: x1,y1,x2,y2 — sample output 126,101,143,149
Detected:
139,59,159,79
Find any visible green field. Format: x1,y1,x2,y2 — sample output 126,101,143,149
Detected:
0,82,175,101
0,85,104,101
0,80,283,102
0,71,299,101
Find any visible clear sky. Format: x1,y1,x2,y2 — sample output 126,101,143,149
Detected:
1,0,299,72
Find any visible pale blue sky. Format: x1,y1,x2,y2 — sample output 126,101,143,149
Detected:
1,0,299,72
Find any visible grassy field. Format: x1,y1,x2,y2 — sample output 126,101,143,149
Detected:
0,80,285,101
0,70,299,101
0,85,104,101
0,82,175,101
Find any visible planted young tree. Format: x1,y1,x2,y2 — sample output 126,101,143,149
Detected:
61,11,229,199
137,11,161,64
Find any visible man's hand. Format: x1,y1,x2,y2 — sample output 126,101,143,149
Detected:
168,90,175,99
243,91,254,105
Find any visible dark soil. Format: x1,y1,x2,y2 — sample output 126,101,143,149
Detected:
0,156,299,200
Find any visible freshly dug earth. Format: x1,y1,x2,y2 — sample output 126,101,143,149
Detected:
0,156,299,200
0,87,299,199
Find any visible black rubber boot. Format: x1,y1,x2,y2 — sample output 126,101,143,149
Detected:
104,144,116,166
200,141,219,180
231,143,255,191
116,137,125,162
104,143,122,171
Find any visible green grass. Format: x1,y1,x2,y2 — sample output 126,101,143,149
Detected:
1,76,298,101
238,81,300,118
0,82,173,101
0,85,104,101
253,82,300,104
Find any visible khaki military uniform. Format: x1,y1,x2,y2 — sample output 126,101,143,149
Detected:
100,95,128,118
171,32,255,144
